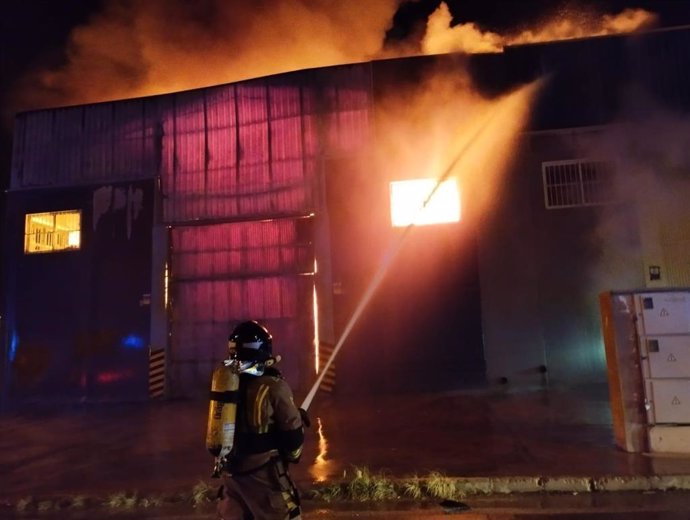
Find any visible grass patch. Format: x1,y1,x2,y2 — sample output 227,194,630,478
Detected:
8,469,489,511
345,466,398,502
310,467,485,503
401,475,423,500
192,480,216,506
309,483,344,502
15,496,34,512
37,500,54,512
106,491,139,509
69,495,88,509
425,471,458,499
138,494,166,508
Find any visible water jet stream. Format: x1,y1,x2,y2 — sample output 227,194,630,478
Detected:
299,98,509,411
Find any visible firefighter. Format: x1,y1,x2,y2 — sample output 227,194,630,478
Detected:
217,320,305,520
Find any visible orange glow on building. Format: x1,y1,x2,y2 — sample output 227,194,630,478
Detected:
422,2,657,55
309,417,332,483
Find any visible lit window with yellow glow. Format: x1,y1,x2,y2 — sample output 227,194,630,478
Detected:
389,179,460,227
24,210,81,254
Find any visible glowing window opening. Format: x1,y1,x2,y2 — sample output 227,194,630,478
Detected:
24,210,81,254
389,179,461,227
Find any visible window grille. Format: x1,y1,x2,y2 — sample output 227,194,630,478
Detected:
24,210,81,254
542,159,616,209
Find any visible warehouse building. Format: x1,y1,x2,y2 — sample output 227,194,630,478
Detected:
3,26,690,403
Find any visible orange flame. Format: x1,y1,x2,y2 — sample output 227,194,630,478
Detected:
422,2,658,55
8,0,660,115
374,67,542,223
10,0,404,112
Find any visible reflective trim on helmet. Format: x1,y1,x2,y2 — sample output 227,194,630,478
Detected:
241,340,264,351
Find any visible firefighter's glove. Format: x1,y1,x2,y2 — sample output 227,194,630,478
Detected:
298,407,311,428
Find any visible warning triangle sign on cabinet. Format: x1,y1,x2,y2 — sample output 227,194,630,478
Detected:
667,353,678,362
672,396,681,406
659,308,670,317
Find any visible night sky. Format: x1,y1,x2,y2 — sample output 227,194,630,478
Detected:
2,1,690,126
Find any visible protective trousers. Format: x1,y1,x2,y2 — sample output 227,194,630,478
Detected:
217,459,301,520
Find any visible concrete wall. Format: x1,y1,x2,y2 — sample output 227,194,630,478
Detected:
479,129,645,390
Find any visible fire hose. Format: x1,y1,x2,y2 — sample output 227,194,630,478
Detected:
299,98,507,413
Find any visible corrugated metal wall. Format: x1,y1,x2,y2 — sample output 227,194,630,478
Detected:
169,218,315,396
159,64,372,223
159,63,373,396
11,99,163,189
9,63,373,398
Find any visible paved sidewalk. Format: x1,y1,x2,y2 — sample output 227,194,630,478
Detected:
2,387,690,504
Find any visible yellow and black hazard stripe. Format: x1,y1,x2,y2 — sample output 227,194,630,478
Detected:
149,347,166,398
318,341,336,394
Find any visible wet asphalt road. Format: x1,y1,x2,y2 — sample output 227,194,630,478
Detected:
5,389,690,500
5,491,690,519
4,389,690,518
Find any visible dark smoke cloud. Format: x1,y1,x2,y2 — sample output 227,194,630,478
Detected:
9,0,406,112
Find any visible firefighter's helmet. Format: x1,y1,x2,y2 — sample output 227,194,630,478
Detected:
228,320,273,364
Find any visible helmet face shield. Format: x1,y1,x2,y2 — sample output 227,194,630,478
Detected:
227,320,273,363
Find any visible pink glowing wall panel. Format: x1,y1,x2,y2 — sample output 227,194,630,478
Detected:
169,218,315,395
8,63,374,398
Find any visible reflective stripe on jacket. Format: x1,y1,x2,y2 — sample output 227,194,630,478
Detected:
229,371,304,473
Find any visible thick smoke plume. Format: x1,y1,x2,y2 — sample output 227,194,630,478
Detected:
584,103,690,293
373,66,541,222
8,0,662,114
10,0,404,111
422,2,658,55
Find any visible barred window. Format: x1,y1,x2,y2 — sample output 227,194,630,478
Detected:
542,159,616,209
24,210,81,254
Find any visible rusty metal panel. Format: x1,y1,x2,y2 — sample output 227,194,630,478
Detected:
81,104,114,182
9,113,26,187
14,110,56,187
12,64,369,214
174,90,207,221
112,98,160,181
237,83,271,215
53,108,84,186
206,86,239,219
301,82,320,157
161,77,323,223
11,100,160,189
318,63,373,155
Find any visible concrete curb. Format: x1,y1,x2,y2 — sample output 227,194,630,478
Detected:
3,474,690,516
450,475,690,494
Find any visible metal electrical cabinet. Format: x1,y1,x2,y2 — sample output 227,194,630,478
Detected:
600,289,690,454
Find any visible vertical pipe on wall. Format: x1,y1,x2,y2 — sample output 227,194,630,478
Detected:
149,172,171,398
307,79,336,358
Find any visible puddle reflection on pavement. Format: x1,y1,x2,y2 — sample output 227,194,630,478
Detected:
310,417,334,482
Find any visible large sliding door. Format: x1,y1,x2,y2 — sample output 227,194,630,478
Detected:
169,218,315,397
